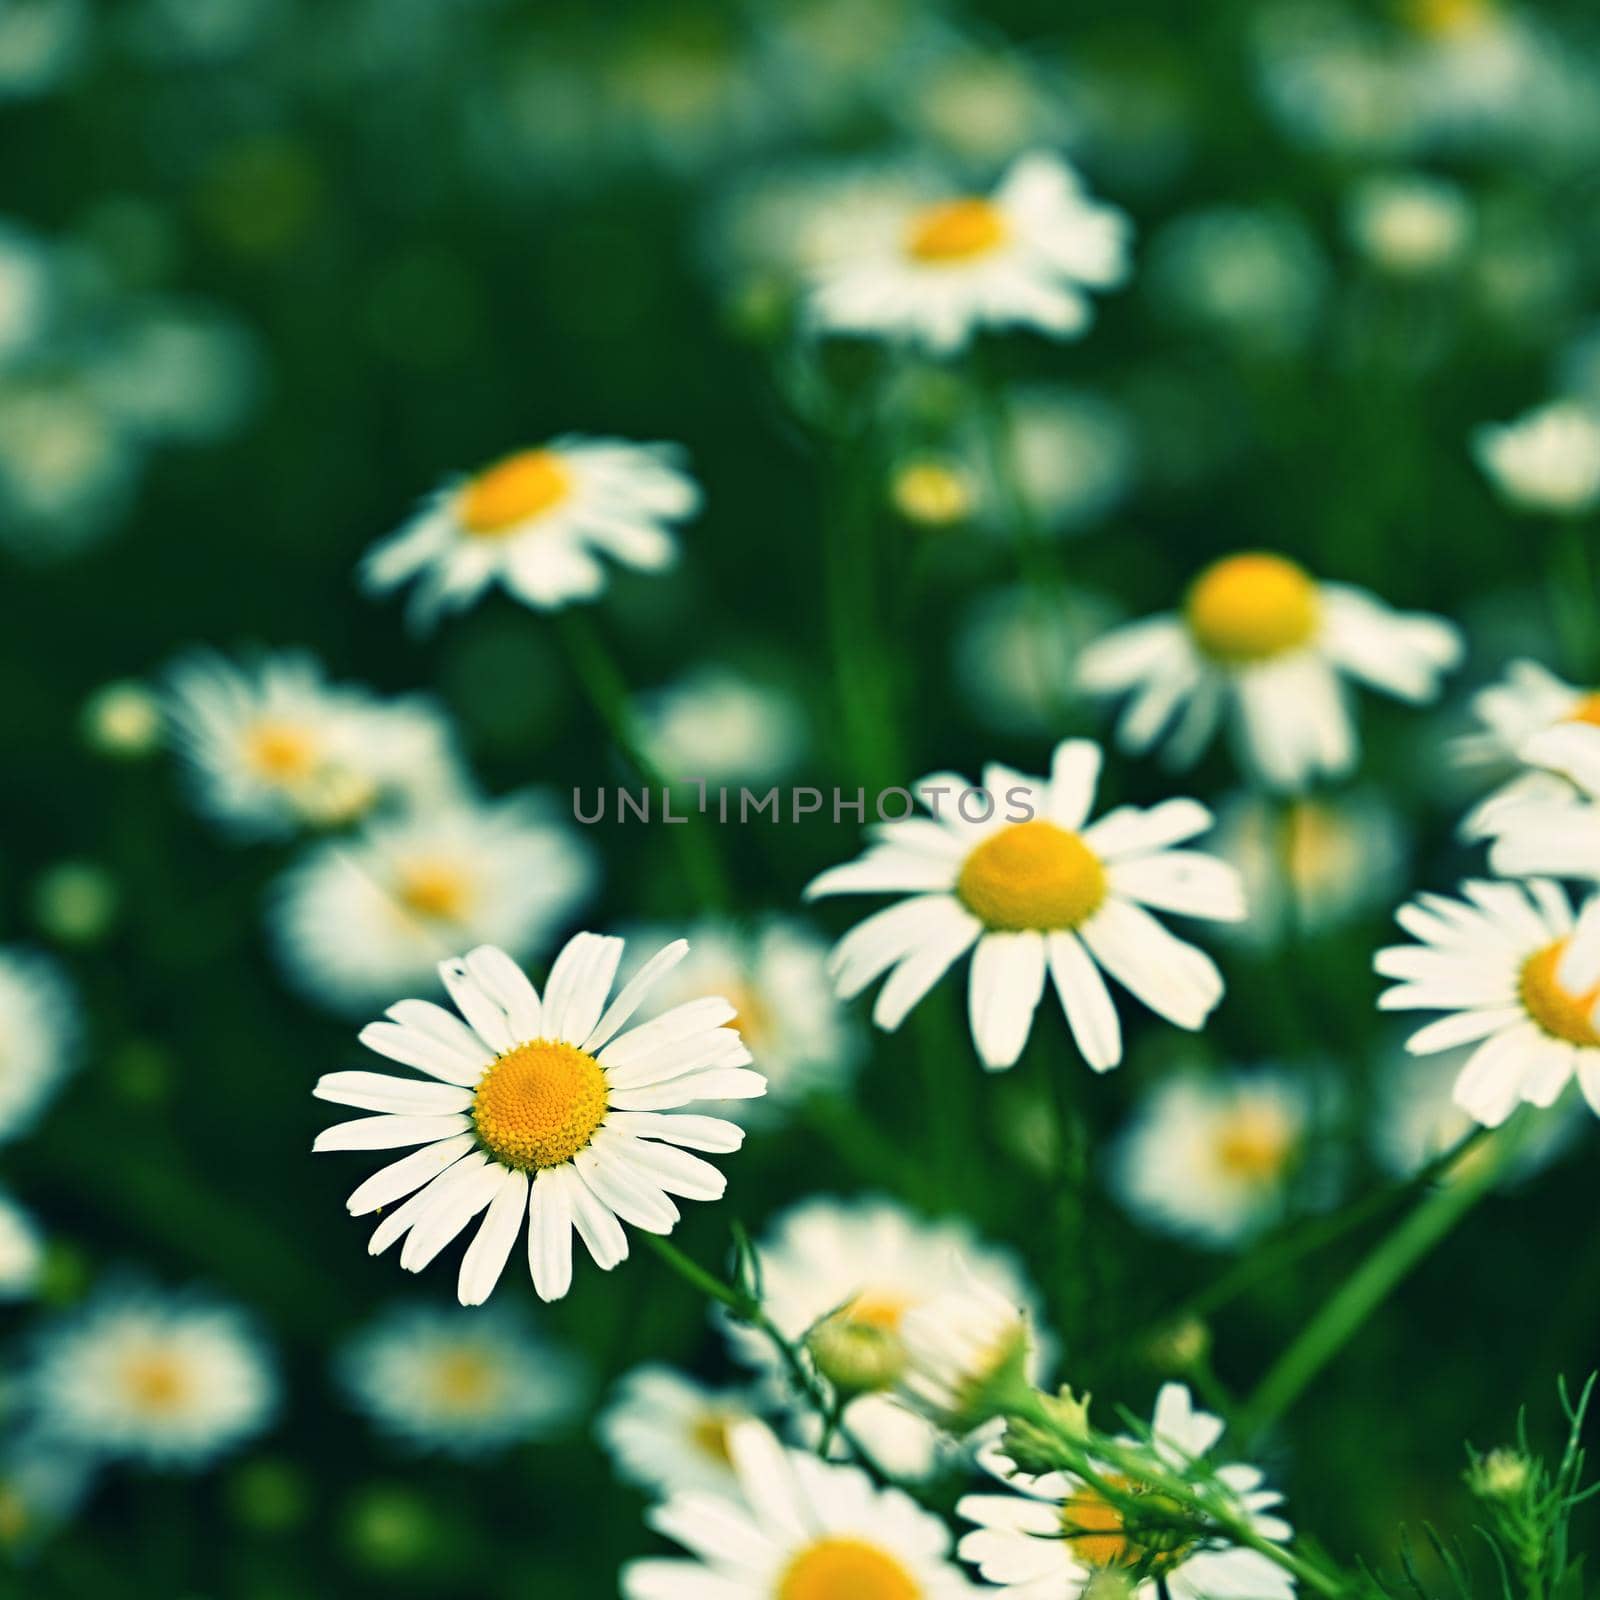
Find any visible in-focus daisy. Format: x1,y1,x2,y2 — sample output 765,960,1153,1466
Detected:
807,150,1129,354
312,934,764,1304
0,1191,43,1299
1077,552,1461,791
724,1196,1048,1480
1480,723,1600,878
621,1418,979,1600
621,918,860,1122
271,795,594,1013
25,1285,277,1468
599,1364,765,1501
337,1302,582,1456
1110,1072,1310,1248
0,946,78,1143
806,738,1243,1072
1473,400,1600,516
959,1383,1294,1600
164,649,467,838
1376,879,1600,1125
636,668,808,787
361,437,700,626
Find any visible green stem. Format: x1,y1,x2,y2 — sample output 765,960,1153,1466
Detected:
1549,518,1598,681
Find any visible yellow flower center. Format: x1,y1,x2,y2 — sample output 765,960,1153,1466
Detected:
1214,1106,1297,1181
892,459,976,527
778,1537,922,1600
722,981,770,1054
429,1350,497,1413
905,197,1008,264
1564,692,1600,729
957,820,1107,932
393,860,474,924
459,449,573,537
1519,939,1600,1048
689,1410,739,1466
1062,1477,1194,1572
1400,0,1495,38
471,1039,608,1170
245,720,318,782
1184,552,1321,664
121,1351,189,1415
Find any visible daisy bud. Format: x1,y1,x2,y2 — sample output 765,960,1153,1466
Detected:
806,1310,905,1396
890,458,976,528
1467,1447,1533,1503
1142,1314,1212,1376
897,1269,1034,1434
1000,1385,1094,1475
82,679,161,759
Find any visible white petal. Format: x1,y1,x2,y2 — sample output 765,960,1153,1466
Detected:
313,1071,473,1116
585,939,690,1052
457,1167,529,1305
544,932,625,1045
1047,930,1121,1071
313,1113,471,1153
345,1133,477,1215
528,1166,576,1301
968,931,1048,1070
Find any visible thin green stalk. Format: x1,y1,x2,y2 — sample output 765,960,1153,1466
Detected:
1548,518,1599,681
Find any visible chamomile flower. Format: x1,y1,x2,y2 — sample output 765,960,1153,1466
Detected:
724,1197,1048,1480
1110,1072,1310,1248
361,437,700,626
897,1267,1036,1435
636,669,807,786
599,1364,765,1501
0,1191,44,1299
806,739,1243,1072
1473,401,1600,516
958,1383,1294,1600
621,1418,979,1600
1376,879,1600,1125
312,934,764,1304
25,1286,277,1468
0,946,78,1143
807,150,1130,354
338,1303,582,1456
270,795,594,1013
1346,173,1470,277
1477,723,1600,880
1077,553,1461,791
164,650,466,838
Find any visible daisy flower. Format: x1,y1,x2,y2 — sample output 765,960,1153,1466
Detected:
0,1191,43,1299
807,150,1130,354
164,649,466,838
0,946,78,1144
337,1302,583,1457
25,1285,277,1469
1076,552,1461,791
312,934,764,1305
270,794,594,1013
805,738,1243,1072
1481,723,1600,879
897,1267,1036,1436
724,1196,1048,1480
361,436,700,626
1473,400,1600,516
636,668,808,787
1375,879,1600,1125
1109,1072,1310,1249
621,1418,979,1600
599,1364,765,1501
958,1383,1294,1600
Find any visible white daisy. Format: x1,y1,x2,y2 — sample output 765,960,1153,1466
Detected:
270,794,594,1014
312,934,765,1305
621,918,860,1123
1109,1072,1310,1249
621,1418,980,1600
806,738,1244,1072
25,1285,277,1468
1076,552,1461,791
0,1191,43,1299
361,436,700,626
1473,400,1600,516
337,1302,583,1456
599,1364,765,1501
807,150,1130,354
958,1383,1294,1600
0,946,78,1144
636,669,808,787
724,1196,1049,1480
1345,173,1470,277
1375,878,1600,1125
1481,723,1600,878
164,649,467,838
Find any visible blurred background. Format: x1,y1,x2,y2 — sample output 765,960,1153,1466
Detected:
3,0,1600,1594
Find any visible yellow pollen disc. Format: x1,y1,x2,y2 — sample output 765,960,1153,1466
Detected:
1519,940,1600,1048
1061,1477,1192,1572
778,1537,922,1600
1215,1107,1296,1181
845,1292,912,1332
1184,552,1321,664
431,1351,496,1411
905,197,1008,264
722,981,769,1053
1565,692,1600,729
892,460,975,527
245,720,318,782
393,860,473,923
122,1352,188,1414
471,1039,608,1171
459,448,573,537
957,820,1107,932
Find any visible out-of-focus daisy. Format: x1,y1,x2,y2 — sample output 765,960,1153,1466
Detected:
1376,879,1600,1125
82,678,162,758
0,0,87,103
25,1286,277,1468
959,1383,1294,1600
0,1192,44,1299
0,1433,94,1553
312,934,764,1304
1212,790,1406,942
725,1196,1048,1479
807,150,1129,354
621,1418,979,1600
1077,552,1461,791
599,1364,764,1501
1473,401,1600,516
1345,173,1470,276
1110,1072,1310,1248
0,221,53,366
635,668,807,786
271,795,593,1014
337,1303,582,1456
0,947,78,1143
807,738,1243,1072
995,385,1137,536
897,1266,1035,1435
362,437,700,626
164,650,467,838
1483,724,1600,878
621,918,859,1122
